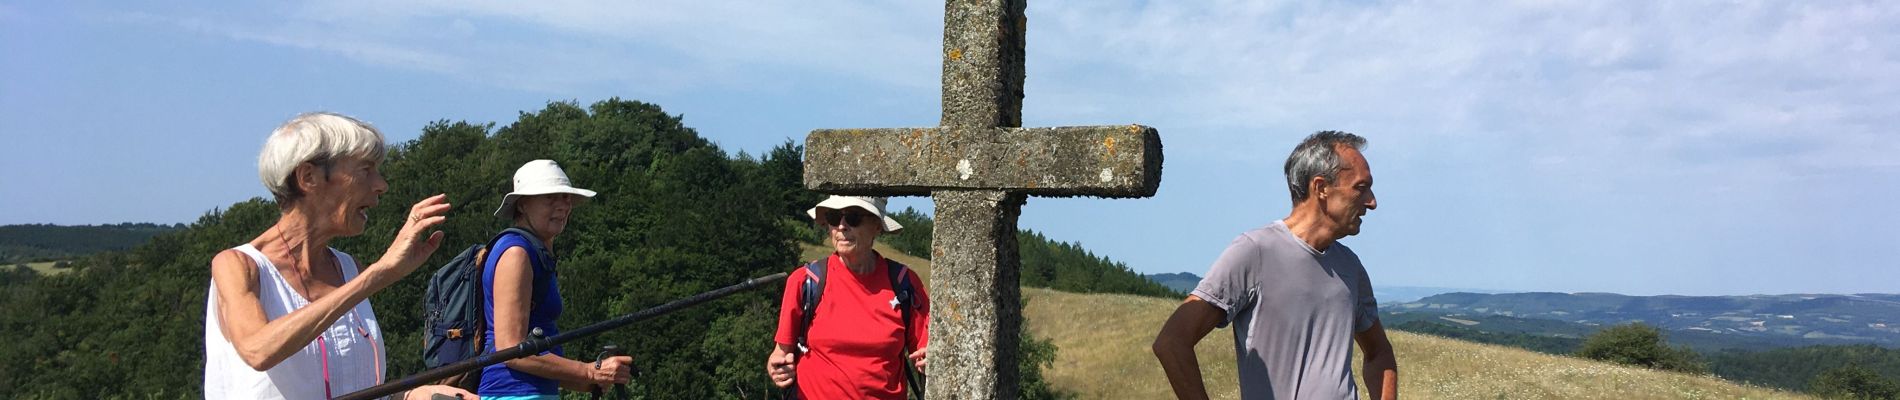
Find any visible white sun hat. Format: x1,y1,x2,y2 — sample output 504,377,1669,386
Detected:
806,195,904,233
495,159,597,219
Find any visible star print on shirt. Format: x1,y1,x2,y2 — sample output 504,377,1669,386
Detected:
890,296,901,310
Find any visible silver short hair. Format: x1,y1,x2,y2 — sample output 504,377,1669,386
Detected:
258,112,387,204
1283,131,1367,204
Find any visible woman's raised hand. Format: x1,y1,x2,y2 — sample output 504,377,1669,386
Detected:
373,194,451,281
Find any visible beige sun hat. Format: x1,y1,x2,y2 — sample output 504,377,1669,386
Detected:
806,195,903,233
494,159,597,219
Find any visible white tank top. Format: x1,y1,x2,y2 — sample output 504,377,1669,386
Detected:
203,244,385,400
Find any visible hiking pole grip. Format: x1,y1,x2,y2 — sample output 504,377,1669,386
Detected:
591,345,628,400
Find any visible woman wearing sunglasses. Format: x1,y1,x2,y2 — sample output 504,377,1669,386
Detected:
766,196,930,399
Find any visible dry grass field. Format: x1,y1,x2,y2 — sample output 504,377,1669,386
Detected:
9,261,71,275
799,243,1803,399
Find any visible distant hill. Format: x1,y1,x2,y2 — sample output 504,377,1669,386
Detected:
1375,286,1507,304
1395,292,1900,349
1144,272,1199,294
0,223,183,264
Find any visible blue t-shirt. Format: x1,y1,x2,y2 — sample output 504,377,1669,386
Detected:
479,232,565,396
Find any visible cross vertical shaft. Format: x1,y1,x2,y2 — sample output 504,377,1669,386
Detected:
942,0,1025,129
933,1,1029,398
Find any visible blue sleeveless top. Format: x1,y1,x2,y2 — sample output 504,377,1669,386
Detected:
479,231,565,396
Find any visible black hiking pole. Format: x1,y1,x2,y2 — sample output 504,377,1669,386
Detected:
336,272,789,400
906,362,926,400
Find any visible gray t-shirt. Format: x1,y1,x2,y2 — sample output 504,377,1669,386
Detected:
1191,220,1379,400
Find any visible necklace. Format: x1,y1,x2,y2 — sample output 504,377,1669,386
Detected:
274,228,331,302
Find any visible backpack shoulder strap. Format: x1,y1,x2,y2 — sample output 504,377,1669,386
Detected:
886,259,913,309
493,227,551,271
886,258,926,399
795,258,828,354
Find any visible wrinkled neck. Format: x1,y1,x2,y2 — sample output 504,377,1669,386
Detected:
1282,205,1337,252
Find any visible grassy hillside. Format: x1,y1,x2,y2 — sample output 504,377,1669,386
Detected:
1024,288,1811,400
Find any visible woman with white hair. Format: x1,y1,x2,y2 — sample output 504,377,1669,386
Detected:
204,112,475,399
477,159,631,399
766,196,930,399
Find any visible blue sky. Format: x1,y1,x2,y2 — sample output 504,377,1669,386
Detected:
4,1,1897,296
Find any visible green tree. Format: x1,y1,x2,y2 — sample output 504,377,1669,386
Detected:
1710,344,1900,393
1809,364,1900,400
1574,322,1708,375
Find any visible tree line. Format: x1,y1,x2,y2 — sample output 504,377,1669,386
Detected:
878,208,1181,299
0,223,184,264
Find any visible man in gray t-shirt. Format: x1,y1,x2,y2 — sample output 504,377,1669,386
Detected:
1153,131,1398,400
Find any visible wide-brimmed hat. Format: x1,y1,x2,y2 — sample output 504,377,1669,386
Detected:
806,195,903,233
495,159,597,219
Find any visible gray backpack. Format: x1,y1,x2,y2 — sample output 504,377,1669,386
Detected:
420,228,548,389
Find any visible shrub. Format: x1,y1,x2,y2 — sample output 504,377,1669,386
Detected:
1574,322,1707,375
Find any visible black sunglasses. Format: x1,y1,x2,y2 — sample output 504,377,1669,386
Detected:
822,210,875,228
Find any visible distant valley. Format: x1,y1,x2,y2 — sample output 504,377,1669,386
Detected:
1394,291,1900,349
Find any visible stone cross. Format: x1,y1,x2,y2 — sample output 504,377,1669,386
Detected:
803,1,1162,398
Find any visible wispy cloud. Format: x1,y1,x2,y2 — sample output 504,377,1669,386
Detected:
113,1,943,94
108,10,467,76
1027,0,1900,187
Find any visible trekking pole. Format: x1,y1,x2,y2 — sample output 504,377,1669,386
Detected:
335,272,789,400
906,361,926,400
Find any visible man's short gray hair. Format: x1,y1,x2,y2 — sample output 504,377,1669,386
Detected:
258,112,387,205
1283,130,1367,204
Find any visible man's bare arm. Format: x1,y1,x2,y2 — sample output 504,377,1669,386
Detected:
1354,320,1399,400
1153,295,1225,400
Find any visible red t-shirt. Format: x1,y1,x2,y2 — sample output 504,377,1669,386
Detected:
774,253,931,400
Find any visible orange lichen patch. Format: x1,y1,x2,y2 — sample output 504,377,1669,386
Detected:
949,48,963,61
1103,136,1118,157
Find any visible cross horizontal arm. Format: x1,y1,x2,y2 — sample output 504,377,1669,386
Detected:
804,125,1161,197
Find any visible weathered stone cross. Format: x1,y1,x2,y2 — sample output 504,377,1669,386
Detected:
803,1,1162,398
